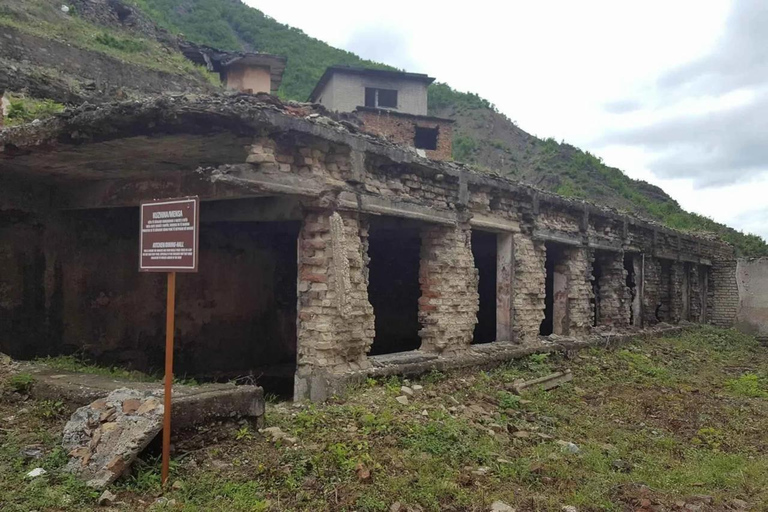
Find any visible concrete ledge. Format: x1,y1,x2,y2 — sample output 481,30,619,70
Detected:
296,325,685,401
23,367,264,431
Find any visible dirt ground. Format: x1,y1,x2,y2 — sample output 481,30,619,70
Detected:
1,326,767,511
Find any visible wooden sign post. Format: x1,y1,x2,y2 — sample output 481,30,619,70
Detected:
139,197,199,487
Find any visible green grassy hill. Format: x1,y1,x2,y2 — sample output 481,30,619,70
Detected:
2,0,765,255
127,0,768,257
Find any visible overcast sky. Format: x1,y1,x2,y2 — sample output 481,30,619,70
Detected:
246,0,767,240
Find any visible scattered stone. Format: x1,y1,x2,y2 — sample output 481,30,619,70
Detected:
62,388,164,489
61,4,70,13
390,502,402,512
730,499,749,510
490,501,515,511
562,507,578,512
512,370,573,394
171,480,184,490
400,386,414,396
259,426,298,445
611,459,632,473
355,462,372,483
556,440,580,454
513,430,531,438
26,467,46,478
21,445,44,460
395,395,409,405
420,409,428,417
412,385,423,392
448,396,460,405
98,490,116,506
472,466,491,476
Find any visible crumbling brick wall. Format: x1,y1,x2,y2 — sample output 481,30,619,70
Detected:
564,247,593,335
594,251,630,327
643,257,662,325
512,234,546,341
297,211,375,371
357,109,453,161
710,258,739,327
418,224,479,353
668,262,685,323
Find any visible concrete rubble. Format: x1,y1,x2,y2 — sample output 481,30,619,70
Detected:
62,387,164,489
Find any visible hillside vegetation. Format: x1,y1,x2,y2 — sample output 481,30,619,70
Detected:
2,0,766,255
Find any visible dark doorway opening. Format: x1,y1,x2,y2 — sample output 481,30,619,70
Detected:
368,217,422,355
540,243,567,336
471,231,497,344
624,254,637,325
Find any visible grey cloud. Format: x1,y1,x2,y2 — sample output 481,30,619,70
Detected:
733,207,768,241
343,25,420,72
599,0,768,188
658,0,768,93
603,99,642,114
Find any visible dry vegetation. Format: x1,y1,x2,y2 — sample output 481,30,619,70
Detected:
1,326,767,511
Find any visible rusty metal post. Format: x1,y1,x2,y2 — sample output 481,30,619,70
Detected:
162,271,176,487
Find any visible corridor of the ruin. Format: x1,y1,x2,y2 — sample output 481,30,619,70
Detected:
367,217,422,355
471,230,497,344
541,243,569,336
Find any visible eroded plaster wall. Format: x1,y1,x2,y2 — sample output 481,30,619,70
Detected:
735,258,768,341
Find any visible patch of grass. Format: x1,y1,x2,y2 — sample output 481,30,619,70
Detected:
4,94,65,126
6,372,34,393
725,373,768,398
36,355,155,382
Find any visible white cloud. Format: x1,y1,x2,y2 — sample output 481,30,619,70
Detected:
245,0,765,239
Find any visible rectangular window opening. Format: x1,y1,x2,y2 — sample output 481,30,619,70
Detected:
377,88,398,108
414,126,439,150
365,87,376,107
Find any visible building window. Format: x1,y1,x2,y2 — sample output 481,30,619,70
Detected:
414,126,438,150
364,87,398,109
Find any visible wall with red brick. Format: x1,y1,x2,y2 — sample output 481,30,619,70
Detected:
357,109,453,161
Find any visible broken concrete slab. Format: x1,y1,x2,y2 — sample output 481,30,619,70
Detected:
23,365,264,430
62,388,164,489
512,370,573,394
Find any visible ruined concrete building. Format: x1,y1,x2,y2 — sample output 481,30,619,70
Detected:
309,66,453,160
180,43,286,95
0,64,748,401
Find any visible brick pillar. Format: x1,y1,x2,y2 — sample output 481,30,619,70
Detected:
564,246,593,335
669,262,685,323
642,257,662,325
418,224,478,354
710,259,739,327
496,233,514,341
512,234,546,341
295,210,375,400
594,251,630,327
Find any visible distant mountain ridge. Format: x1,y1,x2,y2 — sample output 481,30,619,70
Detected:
2,0,765,255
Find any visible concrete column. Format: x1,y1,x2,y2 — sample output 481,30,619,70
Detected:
418,224,479,354
294,210,375,401
496,233,514,341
